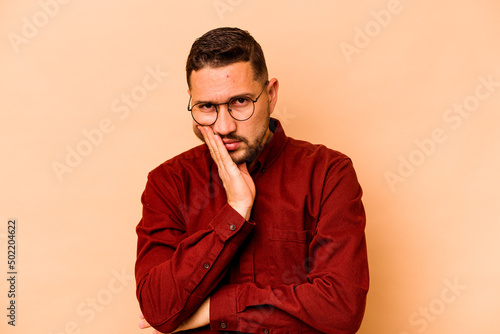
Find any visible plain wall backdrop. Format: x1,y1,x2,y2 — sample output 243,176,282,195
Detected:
1,0,499,333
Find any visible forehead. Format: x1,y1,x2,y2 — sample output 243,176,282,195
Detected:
189,62,258,100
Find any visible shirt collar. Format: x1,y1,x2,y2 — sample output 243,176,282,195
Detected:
249,118,288,175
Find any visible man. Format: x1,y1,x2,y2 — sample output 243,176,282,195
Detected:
135,27,368,334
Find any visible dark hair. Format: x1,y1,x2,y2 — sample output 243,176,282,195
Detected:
186,27,268,87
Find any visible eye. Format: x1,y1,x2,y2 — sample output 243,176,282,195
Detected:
230,97,250,107
198,103,215,112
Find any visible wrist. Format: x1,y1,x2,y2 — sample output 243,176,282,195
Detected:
232,205,252,221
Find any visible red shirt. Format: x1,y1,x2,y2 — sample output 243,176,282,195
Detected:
135,118,368,333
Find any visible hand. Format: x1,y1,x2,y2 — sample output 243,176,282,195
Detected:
139,313,163,334
172,297,210,332
138,297,210,333
199,126,255,220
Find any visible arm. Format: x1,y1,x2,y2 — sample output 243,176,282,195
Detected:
209,159,369,333
135,175,253,333
135,126,256,333
139,298,210,334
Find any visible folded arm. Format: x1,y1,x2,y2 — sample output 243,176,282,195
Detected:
209,159,369,333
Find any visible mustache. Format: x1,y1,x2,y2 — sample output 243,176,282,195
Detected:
217,133,247,143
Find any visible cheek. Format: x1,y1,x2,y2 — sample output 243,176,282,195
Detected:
242,119,265,142
252,108,271,131
192,123,205,141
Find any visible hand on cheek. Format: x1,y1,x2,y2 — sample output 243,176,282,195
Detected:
198,126,255,220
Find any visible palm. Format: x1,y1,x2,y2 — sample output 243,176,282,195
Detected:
199,126,256,220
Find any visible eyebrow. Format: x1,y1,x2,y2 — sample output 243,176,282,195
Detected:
192,91,255,105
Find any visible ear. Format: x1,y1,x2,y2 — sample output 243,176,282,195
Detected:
267,78,279,115
187,88,191,96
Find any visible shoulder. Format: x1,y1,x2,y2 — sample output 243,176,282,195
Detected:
285,137,352,168
285,137,363,199
148,144,211,181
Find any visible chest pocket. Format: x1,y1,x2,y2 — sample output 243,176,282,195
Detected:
266,229,310,285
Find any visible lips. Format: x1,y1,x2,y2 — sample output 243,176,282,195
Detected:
222,140,240,151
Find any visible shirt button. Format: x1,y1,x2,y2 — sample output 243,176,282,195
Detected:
229,224,237,231
220,322,227,329
263,329,269,334
203,263,210,269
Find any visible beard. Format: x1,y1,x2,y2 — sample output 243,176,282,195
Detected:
194,114,270,165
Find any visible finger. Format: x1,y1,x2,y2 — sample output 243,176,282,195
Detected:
212,133,240,174
200,126,236,168
208,130,242,181
198,126,211,148
205,127,224,162
212,131,233,163
200,126,226,172
198,126,218,160
138,319,150,329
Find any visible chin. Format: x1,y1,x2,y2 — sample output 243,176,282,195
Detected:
229,151,246,165
230,148,257,165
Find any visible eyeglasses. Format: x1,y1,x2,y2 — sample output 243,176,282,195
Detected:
188,83,268,126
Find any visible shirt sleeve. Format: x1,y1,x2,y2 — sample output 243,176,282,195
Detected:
209,159,369,334
135,167,255,333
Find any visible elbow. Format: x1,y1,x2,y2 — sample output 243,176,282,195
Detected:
321,306,366,334
315,283,367,334
329,291,367,333
136,276,184,333
342,304,366,333
139,305,180,334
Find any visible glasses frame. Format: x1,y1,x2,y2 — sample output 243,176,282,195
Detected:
188,82,269,126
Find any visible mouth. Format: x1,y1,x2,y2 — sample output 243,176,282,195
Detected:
222,139,241,151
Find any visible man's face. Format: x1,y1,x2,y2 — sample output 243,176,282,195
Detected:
189,62,277,164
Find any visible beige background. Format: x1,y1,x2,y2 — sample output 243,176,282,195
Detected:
1,0,499,333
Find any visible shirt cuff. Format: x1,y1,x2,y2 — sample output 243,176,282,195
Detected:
209,204,255,245
210,284,238,331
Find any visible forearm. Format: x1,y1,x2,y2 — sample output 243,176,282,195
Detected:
136,204,254,333
138,298,210,333
210,266,368,333
209,160,369,333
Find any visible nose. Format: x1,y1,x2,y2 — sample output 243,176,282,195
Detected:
212,103,237,136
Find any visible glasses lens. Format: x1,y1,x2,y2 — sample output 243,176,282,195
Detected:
228,97,254,121
192,103,217,126
190,95,256,125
